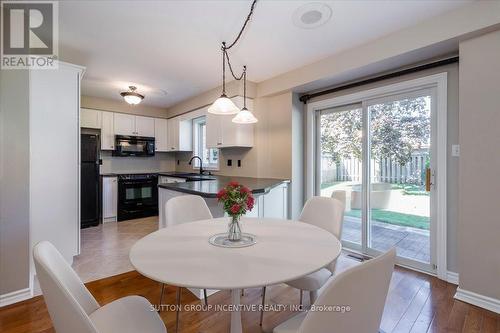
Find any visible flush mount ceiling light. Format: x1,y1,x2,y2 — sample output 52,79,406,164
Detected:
292,2,332,29
209,0,258,124
120,86,144,105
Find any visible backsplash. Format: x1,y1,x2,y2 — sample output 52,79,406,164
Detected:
174,148,259,178
100,151,176,174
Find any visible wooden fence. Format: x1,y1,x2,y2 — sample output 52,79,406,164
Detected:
322,150,429,185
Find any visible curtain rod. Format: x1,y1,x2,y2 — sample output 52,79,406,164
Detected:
299,56,459,104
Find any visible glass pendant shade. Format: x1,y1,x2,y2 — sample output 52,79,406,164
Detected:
120,86,144,105
232,107,258,124
208,94,240,115
123,94,143,105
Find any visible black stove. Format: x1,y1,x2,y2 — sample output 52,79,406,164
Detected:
117,173,158,221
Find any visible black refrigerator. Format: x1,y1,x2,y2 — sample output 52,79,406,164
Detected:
81,134,100,228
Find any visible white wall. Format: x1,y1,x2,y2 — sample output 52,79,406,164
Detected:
0,70,31,295
458,29,500,301
100,151,175,174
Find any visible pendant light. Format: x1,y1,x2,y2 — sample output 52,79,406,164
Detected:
120,86,144,105
209,0,258,124
207,43,239,115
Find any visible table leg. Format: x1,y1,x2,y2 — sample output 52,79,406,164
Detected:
230,289,242,333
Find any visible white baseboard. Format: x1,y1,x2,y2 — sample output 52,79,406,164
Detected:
0,288,33,307
447,271,459,285
455,287,500,314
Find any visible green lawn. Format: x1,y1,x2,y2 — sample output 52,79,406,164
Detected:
345,209,429,230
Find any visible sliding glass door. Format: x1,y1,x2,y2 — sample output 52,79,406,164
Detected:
317,104,363,249
316,88,436,272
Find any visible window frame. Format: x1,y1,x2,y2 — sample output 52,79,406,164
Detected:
192,116,219,171
305,72,448,281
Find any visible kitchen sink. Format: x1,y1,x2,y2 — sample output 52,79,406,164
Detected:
171,173,216,181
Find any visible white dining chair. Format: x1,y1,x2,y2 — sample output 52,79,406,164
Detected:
33,241,166,333
260,196,344,326
273,248,396,333
163,195,213,332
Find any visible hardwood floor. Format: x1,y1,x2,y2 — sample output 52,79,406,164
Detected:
1,255,499,333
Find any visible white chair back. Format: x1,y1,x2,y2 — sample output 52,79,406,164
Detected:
300,196,344,239
33,241,100,333
299,248,396,333
165,195,213,227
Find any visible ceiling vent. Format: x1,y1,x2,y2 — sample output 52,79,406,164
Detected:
292,2,332,29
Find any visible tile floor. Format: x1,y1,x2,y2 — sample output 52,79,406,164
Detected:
72,216,159,282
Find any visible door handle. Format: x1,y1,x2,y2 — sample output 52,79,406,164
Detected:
425,168,432,192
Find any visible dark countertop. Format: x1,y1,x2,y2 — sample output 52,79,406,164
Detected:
158,174,289,198
100,171,173,177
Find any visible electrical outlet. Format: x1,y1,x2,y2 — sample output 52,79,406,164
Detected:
227,159,232,167
452,145,460,157
237,160,241,167
177,160,180,165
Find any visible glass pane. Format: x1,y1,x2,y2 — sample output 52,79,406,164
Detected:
141,187,152,199
126,187,152,200
368,95,431,264
120,142,144,152
319,105,362,246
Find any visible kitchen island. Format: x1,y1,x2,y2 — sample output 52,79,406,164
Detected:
158,173,289,228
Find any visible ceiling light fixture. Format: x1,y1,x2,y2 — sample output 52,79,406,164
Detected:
120,86,144,105
208,0,258,124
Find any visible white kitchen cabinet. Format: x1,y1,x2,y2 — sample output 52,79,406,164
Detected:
243,183,288,219
135,116,155,137
113,113,135,136
100,111,115,150
80,108,101,129
206,96,254,148
262,183,289,219
114,113,155,137
102,176,118,222
206,112,223,148
154,118,168,152
167,116,192,151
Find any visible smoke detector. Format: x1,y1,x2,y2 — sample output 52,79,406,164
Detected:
292,2,332,29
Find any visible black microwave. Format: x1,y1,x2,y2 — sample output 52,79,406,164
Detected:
113,135,155,157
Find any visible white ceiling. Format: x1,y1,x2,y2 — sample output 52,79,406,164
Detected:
59,0,471,108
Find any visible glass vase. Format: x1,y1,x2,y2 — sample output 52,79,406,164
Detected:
228,216,242,241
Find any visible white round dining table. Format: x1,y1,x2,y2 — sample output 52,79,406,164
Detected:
129,217,342,333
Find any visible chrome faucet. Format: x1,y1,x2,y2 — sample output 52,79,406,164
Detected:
188,156,204,175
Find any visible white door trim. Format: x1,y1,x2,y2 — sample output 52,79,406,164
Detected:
306,72,448,280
